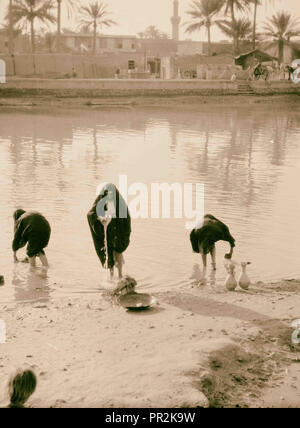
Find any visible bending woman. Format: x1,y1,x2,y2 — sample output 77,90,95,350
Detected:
190,214,235,270
87,183,131,279
12,209,51,268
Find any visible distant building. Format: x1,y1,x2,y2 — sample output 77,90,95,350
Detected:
177,41,204,55
0,30,8,52
0,29,27,53
60,33,138,54
138,39,204,56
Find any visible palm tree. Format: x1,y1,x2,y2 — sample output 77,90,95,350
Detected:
8,0,14,53
138,26,169,39
79,1,116,55
184,0,225,56
217,17,252,53
251,1,281,50
56,0,78,53
252,0,260,49
11,0,56,53
263,11,300,63
45,31,55,52
3,0,19,53
223,0,251,52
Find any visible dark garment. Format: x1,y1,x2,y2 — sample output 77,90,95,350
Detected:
190,214,235,255
87,184,131,269
12,212,51,258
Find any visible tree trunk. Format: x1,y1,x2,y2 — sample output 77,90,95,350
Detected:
207,24,211,56
57,0,62,53
278,39,284,64
8,0,14,54
230,1,237,54
30,18,36,75
93,21,97,55
252,0,258,50
30,19,35,53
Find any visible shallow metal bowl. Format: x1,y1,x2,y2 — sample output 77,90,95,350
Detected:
118,292,156,310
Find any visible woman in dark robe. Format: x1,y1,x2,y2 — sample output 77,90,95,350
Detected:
12,209,51,268
87,183,131,279
190,214,235,270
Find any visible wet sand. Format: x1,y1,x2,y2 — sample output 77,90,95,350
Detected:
0,278,299,408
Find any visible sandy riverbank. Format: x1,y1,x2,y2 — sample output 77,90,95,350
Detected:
0,278,299,408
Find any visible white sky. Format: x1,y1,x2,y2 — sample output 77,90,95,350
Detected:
0,0,300,41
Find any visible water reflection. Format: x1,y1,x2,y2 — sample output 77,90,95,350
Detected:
0,106,299,303
12,267,50,303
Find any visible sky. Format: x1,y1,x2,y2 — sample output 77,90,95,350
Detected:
0,0,300,41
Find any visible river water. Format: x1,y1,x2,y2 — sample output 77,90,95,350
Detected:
0,104,300,303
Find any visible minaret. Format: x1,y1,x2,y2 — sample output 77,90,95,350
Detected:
171,0,181,41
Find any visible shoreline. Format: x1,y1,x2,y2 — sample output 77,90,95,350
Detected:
0,94,300,109
0,277,299,408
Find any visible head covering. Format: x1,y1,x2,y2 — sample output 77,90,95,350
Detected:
96,183,128,219
13,209,26,222
8,369,37,408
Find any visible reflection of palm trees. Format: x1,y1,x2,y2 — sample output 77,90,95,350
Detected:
9,135,22,195
201,129,210,174
271,116,288,166
183,124,211,177
31,135,38,196
90,126,113,181
246,126,255,208
182,109,290,210
222,119,237,193
56,140,68,193
92,126,98,165
169,126,178,155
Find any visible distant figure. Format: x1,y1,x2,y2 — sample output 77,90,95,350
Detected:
231,72,237,81
12,209,51,268
285,64,294,81
87,183,131,279
190,214,235,270
115,67,120,79
8,369,37,408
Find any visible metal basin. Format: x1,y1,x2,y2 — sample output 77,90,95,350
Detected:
118,292,156,310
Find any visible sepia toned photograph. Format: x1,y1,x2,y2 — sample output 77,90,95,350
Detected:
0,0,300,411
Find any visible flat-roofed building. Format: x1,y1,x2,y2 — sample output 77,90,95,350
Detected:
61,33,138,54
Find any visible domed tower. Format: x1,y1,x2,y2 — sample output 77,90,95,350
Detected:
171,0,181,41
